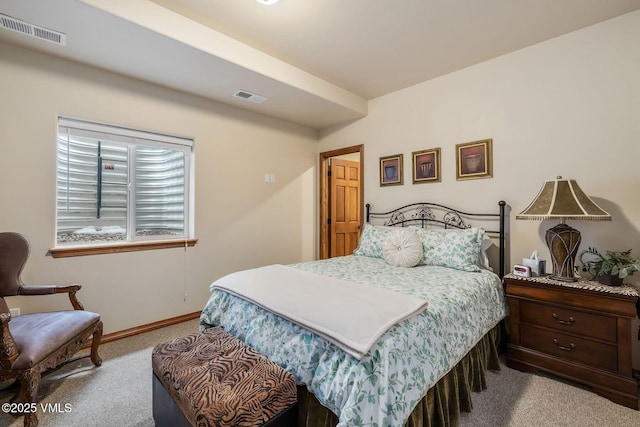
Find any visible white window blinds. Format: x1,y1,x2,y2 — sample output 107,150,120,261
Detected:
56,117,193,246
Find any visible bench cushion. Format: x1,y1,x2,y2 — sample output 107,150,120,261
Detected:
152,327,297,427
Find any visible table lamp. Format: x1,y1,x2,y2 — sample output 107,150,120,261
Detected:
516,176,611,281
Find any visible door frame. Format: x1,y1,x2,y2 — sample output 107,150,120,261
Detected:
319,144,364,259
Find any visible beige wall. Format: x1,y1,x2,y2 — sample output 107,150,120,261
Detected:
0,42,318,334
319,11,640,365
2,10,639,363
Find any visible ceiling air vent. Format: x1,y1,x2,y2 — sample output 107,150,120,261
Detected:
0,13,67,46
233,90,267,104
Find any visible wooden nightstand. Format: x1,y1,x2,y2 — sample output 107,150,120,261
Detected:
504,274,640,409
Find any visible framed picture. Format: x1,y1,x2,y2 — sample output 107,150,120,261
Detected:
379,154,403,186
412,148,441,184
456,138,493,180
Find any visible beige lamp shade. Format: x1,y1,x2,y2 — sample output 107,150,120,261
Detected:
516,177,611,221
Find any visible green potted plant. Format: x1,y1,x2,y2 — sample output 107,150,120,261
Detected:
578,247,640,286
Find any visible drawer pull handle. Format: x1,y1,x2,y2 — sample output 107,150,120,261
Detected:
553,338,576,351
552,313,575,325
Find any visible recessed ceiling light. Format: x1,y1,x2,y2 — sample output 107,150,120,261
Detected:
256,0,279,5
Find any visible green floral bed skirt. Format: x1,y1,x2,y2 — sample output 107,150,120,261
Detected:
296,324,502,427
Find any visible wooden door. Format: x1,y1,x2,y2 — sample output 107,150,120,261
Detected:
330,159,361,257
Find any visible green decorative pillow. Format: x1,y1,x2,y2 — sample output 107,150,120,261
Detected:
353,224,398,258
412,227,485,272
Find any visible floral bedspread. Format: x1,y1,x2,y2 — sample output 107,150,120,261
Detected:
200,255,507,427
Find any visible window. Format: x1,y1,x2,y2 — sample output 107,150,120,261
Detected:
55,117,193,252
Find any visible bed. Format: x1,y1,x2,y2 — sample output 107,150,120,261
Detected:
200,201,508,427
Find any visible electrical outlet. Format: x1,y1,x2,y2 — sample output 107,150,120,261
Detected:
9,308,20,317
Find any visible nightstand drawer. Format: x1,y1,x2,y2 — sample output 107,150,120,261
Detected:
520,300,616,342
520,324,618,372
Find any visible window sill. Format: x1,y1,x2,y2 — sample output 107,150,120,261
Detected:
49,238,198,258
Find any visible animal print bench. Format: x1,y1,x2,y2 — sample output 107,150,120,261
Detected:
152,327,297,427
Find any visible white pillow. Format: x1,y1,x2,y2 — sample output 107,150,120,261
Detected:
478,237,493,272
381,228,423,268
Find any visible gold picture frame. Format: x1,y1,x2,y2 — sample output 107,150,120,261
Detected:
456,139,493,180
379,154,403,186
412,148,441,184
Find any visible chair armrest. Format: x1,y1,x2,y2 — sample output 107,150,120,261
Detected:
18,285,58,295
19,284,85,310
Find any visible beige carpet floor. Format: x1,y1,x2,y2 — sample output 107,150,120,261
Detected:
1,319,639,426
459,355,640,427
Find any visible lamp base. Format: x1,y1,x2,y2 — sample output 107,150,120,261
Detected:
545,223,581,282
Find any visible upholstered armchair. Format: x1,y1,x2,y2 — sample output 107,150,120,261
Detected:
0,232,103,427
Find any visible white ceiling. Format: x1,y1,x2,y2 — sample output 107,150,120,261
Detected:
1,0,640,129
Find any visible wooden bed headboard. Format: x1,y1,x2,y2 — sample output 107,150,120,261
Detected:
365,201,507,278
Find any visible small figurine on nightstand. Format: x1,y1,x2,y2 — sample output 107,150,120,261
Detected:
578,247,640,286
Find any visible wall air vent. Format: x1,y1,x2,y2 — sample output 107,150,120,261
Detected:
233,90,267,104
0,13,67,46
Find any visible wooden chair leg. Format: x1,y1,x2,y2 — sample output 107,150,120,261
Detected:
23,411,38,427
90,321,103,367
19,369,41,427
